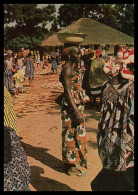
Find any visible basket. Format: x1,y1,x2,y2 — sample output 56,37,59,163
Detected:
57,33,87,44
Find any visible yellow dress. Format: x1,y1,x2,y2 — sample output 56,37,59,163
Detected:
12,70,24,88
4,86,19,135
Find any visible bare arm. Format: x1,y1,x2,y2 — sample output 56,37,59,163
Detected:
62,64,84,123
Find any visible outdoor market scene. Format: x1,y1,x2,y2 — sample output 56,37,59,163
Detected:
4,4,134,191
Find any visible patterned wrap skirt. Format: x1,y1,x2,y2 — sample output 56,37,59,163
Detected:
51,60,58,70
61,105,87,168
4,128,31,191
25,60,34,78
4,69,12,91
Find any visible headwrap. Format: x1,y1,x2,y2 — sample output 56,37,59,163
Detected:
63,47,73,55
96,48,102,58
103,57,121,75
103,46,134,81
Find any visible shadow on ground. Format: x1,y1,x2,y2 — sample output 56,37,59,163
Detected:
86,127,98,133
87,140,98,149
47,111,61,115
85,110,100,122
21,141,64,173
91,168,134,191
40,72,55,76
30,166,75,191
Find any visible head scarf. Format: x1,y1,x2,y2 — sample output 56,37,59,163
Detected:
96,48,102,58
103,46,134,81
63,47,73,55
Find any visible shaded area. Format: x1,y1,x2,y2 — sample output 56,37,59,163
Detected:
47,111,61,115
85,112,100,121
85,102,101,112
40,72,55,76
51,91,63,94
23,84,31,87
86,127,98,133
87,140,98,149
30,166,75,191
21,141,64,173
91,168,134,191
54,105,61,110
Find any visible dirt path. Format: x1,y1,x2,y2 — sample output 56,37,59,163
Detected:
13,64,102,191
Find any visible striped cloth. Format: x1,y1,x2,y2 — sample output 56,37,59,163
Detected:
4,86,19,135
4,69,12,91
90,86,102,97
97,80,134,171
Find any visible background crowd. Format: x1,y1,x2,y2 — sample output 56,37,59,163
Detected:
4,43,134,107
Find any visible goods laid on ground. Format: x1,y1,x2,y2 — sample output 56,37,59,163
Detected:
12,67,63,118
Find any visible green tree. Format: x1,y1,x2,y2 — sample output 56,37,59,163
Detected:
58,4,84,27
118,4,134,37
57,4,134,37
98,4,122,32
50,17,59,33
4,4,57,53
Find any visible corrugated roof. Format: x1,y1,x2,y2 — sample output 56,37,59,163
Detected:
41,18,134,47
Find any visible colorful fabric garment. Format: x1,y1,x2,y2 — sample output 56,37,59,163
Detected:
89,58,108,88
60,70,90,167
89,58,108,98
51,60,58,70
12,70,24,88
4,86,19,135
60,72,90,106
4,69,12,91
25,59,34,78
17,59,23,68
4,127,31,191
61,105,87,167
97,80,134,171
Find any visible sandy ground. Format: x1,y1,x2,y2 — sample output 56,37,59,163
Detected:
13,63,103,191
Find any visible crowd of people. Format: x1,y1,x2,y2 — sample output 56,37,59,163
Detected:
4,43,134,191
4,48,64,96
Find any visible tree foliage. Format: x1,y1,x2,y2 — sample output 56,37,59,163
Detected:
4,4,134,52
57,4,134,37
4,4,57,51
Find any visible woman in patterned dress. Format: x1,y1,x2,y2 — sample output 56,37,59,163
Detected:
58,46,90,176
4,55,13,92
25,53,35,86
91,57,134,191
51,54,58,74
4,86,31,191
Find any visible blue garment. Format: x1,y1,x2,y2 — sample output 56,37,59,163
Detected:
25,59,34,78
51,60,58,70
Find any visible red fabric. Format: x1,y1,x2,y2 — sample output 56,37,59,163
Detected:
123,50,129,60
45,60,48,67
122,69,133,75
96,49,102,58
18,52,22,57
128,48,134,56
118,46,123,52
63,48,69,55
